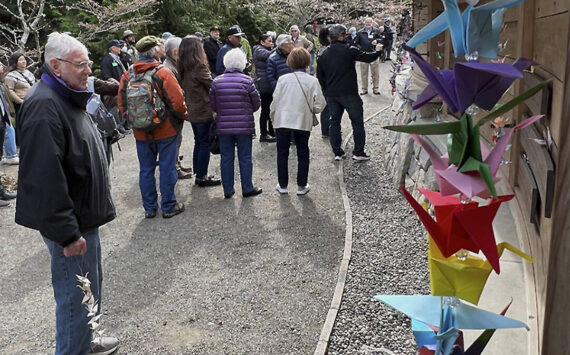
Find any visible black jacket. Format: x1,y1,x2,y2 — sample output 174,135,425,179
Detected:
15,65,116,247
317,41,381,97
204,37,222,73
354,28,381,52
101,53,125,82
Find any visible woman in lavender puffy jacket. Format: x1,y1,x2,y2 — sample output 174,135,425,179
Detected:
209,48,262,199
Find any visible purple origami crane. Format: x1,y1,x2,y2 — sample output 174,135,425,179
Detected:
404,44,532,114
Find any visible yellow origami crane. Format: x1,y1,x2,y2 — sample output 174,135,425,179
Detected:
428,236,533,305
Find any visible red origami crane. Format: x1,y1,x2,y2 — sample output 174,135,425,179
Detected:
400,186,513,273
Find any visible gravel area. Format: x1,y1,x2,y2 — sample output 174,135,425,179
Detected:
327,110,430,354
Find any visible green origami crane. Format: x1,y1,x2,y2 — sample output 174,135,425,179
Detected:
385,79,550,197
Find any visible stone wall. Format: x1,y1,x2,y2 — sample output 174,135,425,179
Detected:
380,97,446,201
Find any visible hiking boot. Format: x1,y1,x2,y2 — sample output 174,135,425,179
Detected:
0,200,10,208
352,151,371,161
195,176,222,187
162,202,185,218
275,184,289,194
334,150,347,161
180,166,193,173
297,184,311,195
88,336,119,355
259,135,276,143
177,170,193,179
243,187,263,198
144,209,157,219
0,189,16,200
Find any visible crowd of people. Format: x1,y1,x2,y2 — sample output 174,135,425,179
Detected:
0,16,398,354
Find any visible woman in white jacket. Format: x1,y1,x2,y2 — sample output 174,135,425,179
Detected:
270,47,326,195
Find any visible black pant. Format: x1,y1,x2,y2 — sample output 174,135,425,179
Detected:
259,92,274,136
275,128,310,188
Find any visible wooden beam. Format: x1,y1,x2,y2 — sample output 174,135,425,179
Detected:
541,10,570,355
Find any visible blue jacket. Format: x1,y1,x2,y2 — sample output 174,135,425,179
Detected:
266,48,292,90
252,44,273,94
216,40,243,75
209,68,261,136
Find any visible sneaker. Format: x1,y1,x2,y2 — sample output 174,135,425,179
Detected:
297,184,311,195
2,156,19,165
352,152,371,161
243,187,263,198
259,135,276,143
359,90,368,95
180,166,193,173
162,202,185,218
373,89,381,95
275,184,289,194
144,209,157,219
88,336,119,355
334,150,347,161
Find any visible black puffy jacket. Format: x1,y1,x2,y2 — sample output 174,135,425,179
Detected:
15,64,116,247
252,44,273,94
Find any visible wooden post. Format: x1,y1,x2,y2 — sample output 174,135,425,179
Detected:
541,12,570,354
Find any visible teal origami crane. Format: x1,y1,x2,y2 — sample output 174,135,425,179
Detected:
407,0,525,59
375,295,528,355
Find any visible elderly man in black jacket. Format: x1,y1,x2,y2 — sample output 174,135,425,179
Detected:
101,39,126,82
15,32,118,355
317,24,382,162
354,17,381,95
204,25,222,78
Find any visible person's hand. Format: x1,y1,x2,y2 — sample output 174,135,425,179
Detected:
375,44,384,52
63,237,87,257
371,40,377,45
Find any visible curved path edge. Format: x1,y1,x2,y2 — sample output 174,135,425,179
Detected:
314,105,392,355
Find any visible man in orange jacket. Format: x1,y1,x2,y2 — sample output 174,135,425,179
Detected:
118,35,188,219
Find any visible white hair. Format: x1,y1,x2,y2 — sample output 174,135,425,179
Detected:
44,32,88,62
140,47,158,59
165,37,182,57
266,31,276,38
275,34,292,48
223,48,247,70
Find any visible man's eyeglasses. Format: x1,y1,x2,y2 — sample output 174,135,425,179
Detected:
56,58,93,70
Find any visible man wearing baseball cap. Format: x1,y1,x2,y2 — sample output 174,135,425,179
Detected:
215,25,245,75
101,39,126,82
204,26,222,77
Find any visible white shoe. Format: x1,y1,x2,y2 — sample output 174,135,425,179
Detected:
2,157,19,165
275,184,289,194
297,184,311,195
88,336,119,355
334,152,347,161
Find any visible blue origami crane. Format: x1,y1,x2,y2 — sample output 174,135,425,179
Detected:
407,0,525,59
403,44,530,114
375,295,528,355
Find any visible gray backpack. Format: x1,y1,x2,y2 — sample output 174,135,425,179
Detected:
126,65,166,131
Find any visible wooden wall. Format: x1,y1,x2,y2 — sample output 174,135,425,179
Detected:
416,0,570,353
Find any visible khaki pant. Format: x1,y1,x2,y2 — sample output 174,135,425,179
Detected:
360,61,379,92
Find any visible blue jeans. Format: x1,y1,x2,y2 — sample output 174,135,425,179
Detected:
309,52,315,75
4,124,17,158
43,229,102,355
136,136,178,214
320,105,331,136
327,95,366,155
191,121,212,179
219,134,254,195
275,129,310,188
